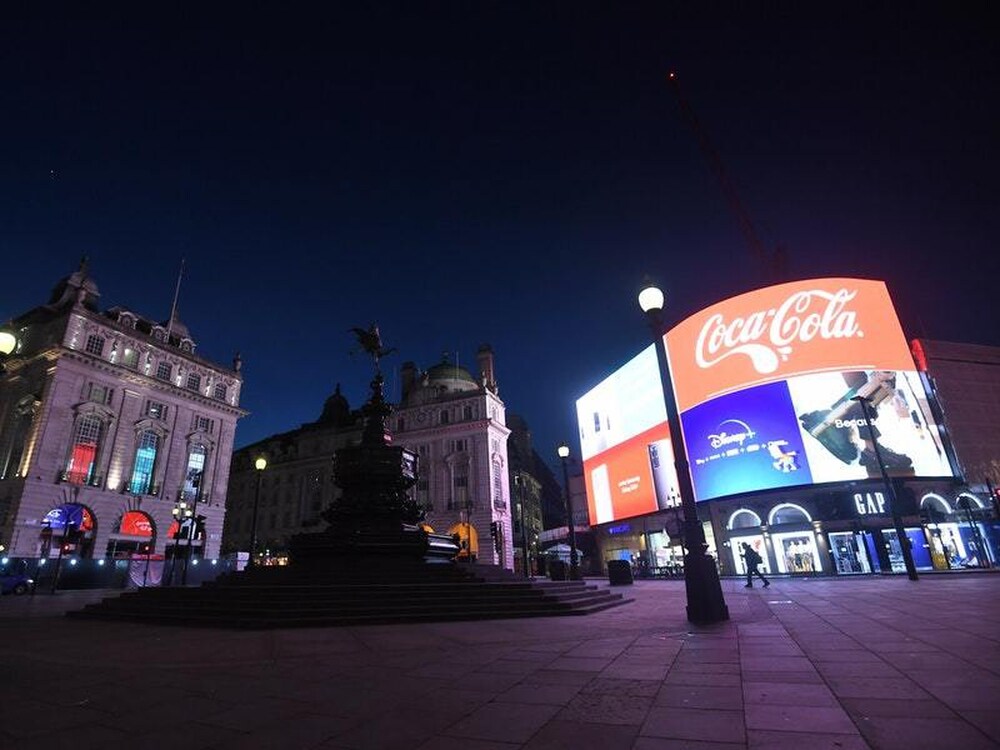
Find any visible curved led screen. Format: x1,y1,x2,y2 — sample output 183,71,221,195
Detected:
576,278,955,525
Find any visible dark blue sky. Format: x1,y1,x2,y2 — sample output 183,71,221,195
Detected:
2,5,997,466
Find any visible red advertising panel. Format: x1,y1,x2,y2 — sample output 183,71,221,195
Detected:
120,510,153,537
575,278,955,525
665,278,915,412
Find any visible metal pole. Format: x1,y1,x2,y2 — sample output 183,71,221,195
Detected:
852,395,918,580
559,455,580,579
249,469,263,567
646,309,729,623
516,474,530,578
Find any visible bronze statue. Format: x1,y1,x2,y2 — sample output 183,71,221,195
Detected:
349,324,397,373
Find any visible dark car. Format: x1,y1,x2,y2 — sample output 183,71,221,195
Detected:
0,569,33,595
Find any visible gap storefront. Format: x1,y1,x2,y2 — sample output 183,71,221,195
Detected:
707,482,999,577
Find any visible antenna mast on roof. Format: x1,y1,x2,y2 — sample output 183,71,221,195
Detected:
166,259,185,340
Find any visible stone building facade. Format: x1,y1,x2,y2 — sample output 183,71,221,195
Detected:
0,262,245,561
223,346,514,570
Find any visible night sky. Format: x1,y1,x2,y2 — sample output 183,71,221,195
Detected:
2,6,997,468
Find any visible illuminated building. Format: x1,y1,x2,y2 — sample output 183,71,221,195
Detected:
575,278,999,577
223,347,515,570
0,261,246,562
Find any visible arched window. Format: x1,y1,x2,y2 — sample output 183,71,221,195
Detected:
768,503,812,525
727,508,763,530
183,443,207,501
66,414,104,485
129,430,161,495
920,493,952,515
956,493,985,510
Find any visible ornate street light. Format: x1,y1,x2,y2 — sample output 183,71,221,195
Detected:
248,455,267,566
557,444,581,580
639,279,729,624
0,327,18,372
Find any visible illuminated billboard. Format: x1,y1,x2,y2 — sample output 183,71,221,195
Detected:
576,278,955,524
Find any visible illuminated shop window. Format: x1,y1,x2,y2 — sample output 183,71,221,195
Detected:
66,414,103,485
183,443,207,501
129,430,161,495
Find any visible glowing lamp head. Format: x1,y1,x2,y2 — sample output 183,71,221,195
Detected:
0,330,17,356
254,456,267,472
557,444,570,459
638,283,665,314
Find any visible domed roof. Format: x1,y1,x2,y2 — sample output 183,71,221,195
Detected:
425,361,476,384
318,383,353,426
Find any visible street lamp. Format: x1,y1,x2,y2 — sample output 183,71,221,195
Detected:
851,395,919,581
172,498,196,584
639,279,729,624
248,455,267,567
556,444,581,580
0,327,18,372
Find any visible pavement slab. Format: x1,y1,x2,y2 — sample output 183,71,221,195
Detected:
3,575,1000,749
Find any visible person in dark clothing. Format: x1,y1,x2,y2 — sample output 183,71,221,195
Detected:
741,542,769,588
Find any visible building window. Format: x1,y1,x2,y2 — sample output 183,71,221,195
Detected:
440,410,450,424
87,383,112,405
183,443,207,501
84,334,105,357
451,439,467,453
195,416,214,434
121,347,139,370
213,383,227,401
0,402,35,480
156,361,172,381
128,430,161,495
146,401,167,420
463,405,473,420
185,373,202,392
454,472,469,509
66,414,104,485
493,461,504,509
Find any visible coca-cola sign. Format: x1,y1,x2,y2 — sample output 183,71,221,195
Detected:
667,278,914,413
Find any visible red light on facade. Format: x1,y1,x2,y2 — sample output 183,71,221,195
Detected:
910,339,929,371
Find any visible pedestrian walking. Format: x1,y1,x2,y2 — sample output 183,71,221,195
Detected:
741,542,769,588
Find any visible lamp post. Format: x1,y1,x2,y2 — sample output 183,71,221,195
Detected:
851,395,918,581
0,327,17,374
556,445,581,580
639,280,729,623
248,456,267,567
172,498,196,585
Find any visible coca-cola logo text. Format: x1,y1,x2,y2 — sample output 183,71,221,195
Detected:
695,288,862,374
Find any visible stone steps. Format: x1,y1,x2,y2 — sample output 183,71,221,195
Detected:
68,563,630,628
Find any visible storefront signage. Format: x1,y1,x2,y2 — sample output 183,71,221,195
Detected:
607,523,632,534
854,491,887,516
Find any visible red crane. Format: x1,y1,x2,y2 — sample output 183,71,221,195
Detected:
667,71,788,283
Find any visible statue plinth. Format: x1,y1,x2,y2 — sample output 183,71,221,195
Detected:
289,347,458,567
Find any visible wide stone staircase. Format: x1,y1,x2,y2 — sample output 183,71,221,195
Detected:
68,562,631,628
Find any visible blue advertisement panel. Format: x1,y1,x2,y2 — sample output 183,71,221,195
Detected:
681,381,814,501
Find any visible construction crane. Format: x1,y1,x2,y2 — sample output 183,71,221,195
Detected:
667,71,788,284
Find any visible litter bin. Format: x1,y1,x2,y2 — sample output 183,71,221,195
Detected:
549,559,568,581
607,559,633,585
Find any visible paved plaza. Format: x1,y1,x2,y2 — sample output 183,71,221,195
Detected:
2,574,999,749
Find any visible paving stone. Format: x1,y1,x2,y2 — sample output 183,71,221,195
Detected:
655,684,744,710
640,707,746,743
